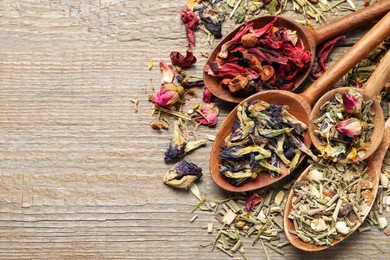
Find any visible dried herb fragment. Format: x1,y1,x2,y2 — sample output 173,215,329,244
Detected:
311,36,346,79
180,6,200,49
288,159,373,245
170,49,197,68
219,100,310,186
311,89,374,162
191,103,219,127
163,160,203,189
164,120,207,163
160,61,175,84
202,86,212,103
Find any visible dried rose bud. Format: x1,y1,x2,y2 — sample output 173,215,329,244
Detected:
336,118,365,137
228,75,248,93
170,49,197,68
193,103,219,126
342,92,361,114
160,61,175,84
152,83,184,108
241,32,257,47
163,160,203,189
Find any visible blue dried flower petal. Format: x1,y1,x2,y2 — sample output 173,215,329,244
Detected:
284,147,295,160
175,160,203,179
249,153,260,170
164,142,186,163
219,146,247,160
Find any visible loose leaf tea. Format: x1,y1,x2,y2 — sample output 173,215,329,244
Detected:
203,18,311,96
192,190,290,258
288,159,374,246
311,89,374,162
219,100,316,186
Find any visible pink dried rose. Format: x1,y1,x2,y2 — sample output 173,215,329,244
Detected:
180,6,200,49
342,92,361,114
336,118,366,137
245,192,263,211
193,103,219,126
152,83,185,108
170,49,197,68
160,61,175,84
202,86,212,103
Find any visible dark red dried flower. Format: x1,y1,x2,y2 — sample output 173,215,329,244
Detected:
180,6,200,49
311,35,346,79
170,49,197,68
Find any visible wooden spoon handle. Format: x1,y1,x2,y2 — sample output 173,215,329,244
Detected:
312,0,390,45
363,50,390,99
300,12,390,107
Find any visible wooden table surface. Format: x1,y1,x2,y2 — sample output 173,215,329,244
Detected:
0,0,389,259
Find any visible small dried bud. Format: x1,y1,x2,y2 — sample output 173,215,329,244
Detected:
336,118,364,137
260,65,275,81
361,190,375,204
150,121,169,130
221,78,231,87
241,32,258,47
228,75,248,93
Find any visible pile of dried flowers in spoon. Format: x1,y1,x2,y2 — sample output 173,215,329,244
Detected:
203,17,312,96
219,100,316,186
310,89,374,162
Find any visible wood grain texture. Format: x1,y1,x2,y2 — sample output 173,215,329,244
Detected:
0,0,389,259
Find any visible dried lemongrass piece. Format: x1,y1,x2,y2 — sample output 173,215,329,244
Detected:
274,191,285,205
378,217,388,230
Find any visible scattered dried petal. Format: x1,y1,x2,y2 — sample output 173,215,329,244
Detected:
180,6,200,49
170,49,197,68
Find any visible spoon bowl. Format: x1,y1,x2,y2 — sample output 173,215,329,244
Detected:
310,49,390,163
210,12,390,192
203,1,390,103
284,118,390,251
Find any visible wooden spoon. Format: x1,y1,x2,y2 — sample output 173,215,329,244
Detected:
203,1,390,103
284,117,390,251
210,12,390,193
309,49,390,163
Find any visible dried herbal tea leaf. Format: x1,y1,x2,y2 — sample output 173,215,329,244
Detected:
148,59,153,70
